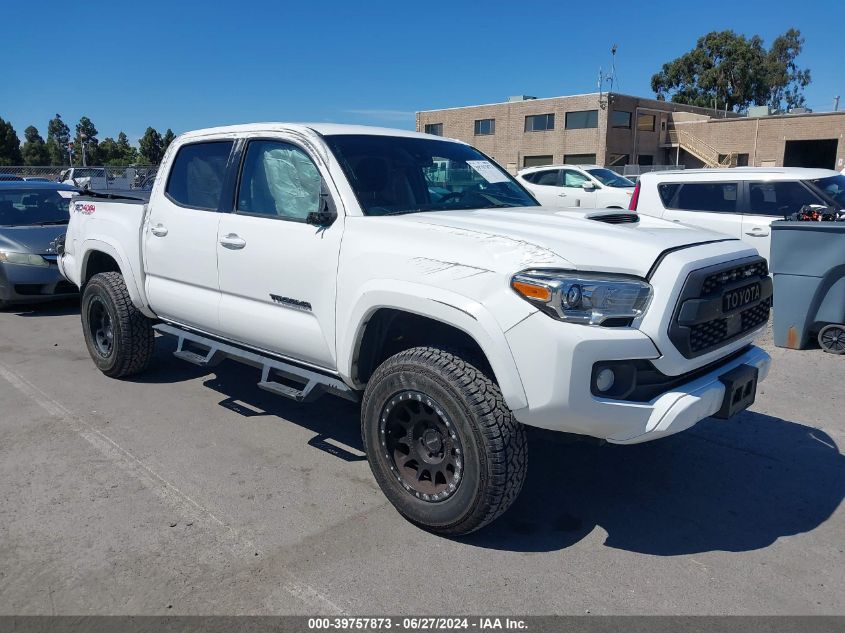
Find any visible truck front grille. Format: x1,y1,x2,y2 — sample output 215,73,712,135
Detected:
670,256,772,358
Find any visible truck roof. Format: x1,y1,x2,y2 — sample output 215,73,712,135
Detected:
179,123,449,142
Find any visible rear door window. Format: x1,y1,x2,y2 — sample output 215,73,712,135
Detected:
660,182,738,213
165,141,234,210
748,181,823,216
532,170,560,186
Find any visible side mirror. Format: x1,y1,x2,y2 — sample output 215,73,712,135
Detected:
306,183,338,227
582,181,597,191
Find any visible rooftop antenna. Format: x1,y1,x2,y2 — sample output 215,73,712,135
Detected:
598,45,619,110
609,44,618,93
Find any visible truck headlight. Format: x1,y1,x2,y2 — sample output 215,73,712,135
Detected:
511,270,652,325
0,251,50,267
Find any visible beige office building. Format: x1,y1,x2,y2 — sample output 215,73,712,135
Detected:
416,92,845,173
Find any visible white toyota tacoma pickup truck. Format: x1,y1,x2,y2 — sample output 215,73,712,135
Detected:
59,123,773,535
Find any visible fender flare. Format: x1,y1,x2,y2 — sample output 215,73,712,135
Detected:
338,280,529,412
79,238,155,319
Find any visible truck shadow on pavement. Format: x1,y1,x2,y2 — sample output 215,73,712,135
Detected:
137,336,844,556
465,416,845,555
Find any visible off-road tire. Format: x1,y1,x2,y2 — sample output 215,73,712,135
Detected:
362,347,527,535
81,272,155,378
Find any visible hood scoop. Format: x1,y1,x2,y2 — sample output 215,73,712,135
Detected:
588,212,639,225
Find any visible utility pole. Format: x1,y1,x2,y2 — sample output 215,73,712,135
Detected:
835,96,840,112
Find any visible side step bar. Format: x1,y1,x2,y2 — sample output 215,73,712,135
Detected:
154,324,358,403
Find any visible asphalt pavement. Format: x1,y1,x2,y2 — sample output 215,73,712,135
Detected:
0,300,842,615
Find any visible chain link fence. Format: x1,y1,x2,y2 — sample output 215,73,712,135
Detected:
0,165,158,194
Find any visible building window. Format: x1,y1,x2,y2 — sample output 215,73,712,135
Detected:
523,155,554,168
637,114,656,132
474,119,495,135
563,153,597,165
607,153,629,166
611,110,632,129
736,153,749,167
424,123,443,136
524,114,555,132
565,110,599,130
637,154,654,165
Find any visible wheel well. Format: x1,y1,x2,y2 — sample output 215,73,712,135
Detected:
83,251,121,286
355,309,494,384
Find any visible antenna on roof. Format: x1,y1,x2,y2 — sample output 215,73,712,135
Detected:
610,44,619,92
597,45,619,110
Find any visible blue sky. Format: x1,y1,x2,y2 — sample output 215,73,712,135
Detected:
2,0,842,143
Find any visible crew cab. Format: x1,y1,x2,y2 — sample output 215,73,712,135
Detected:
59,124,772,535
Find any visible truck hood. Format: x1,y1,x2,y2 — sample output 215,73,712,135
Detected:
0,225,67,255
401,207,734,277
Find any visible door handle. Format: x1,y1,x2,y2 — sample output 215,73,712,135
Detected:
150,224,168,237
219,233,246,250
745,231,769,237
558,193,567,197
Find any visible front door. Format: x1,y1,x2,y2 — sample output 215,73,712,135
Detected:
744,180,827,261
560,168,598,208
144,140,234,333
216,138,343,369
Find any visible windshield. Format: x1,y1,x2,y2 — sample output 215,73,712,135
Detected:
324,135,539,215
586,168,635,188
809,175,845,208
0,189,71,226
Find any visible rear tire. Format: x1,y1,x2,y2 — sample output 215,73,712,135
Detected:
81,272,155,377
362,347,527,535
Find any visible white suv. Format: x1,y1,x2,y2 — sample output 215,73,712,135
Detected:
517,164,635,208
633,167,845,261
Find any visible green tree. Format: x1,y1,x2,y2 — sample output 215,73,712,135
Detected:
98,132,138,166
162,128,175,154
0,117,23,166
651,29,811,113
74,116,100,165
139,127,164,164
21,126,50,166
117,132,138,163
46,114,71,166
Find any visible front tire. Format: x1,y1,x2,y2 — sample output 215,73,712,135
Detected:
362,347,527,535
81,272,155,377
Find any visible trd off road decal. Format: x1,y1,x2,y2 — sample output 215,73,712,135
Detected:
74,202,96,215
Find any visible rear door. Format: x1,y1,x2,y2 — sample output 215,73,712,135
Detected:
216,137,343,369
744,180,827,261
143,139,234,333
523,169,563,205
658,181,743,240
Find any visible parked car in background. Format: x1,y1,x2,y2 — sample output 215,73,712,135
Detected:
0,182,78,308
60,123,772,535
58,167,130,191
517,164,635,208
24,177,53,183
632,168,845,261
0,174,24,181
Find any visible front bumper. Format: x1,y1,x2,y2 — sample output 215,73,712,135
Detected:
0,260,78,303
505,311,770,444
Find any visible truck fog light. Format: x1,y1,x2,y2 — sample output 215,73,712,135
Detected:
595,368,615,393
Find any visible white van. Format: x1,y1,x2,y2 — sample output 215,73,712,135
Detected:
633,168,845,261
516,164,635,208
